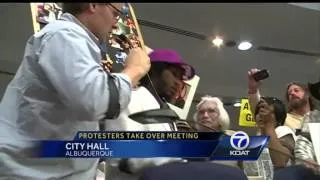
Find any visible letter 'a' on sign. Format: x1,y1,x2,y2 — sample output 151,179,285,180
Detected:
238,98,256,127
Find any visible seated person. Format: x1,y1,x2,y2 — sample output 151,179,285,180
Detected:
193,96,230,133
254,97,296,168
100,49,196,180
192,96,242,168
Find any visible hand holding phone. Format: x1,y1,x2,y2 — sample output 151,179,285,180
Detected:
252,69,270,82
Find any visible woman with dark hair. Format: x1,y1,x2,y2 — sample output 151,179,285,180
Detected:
254,97,296,168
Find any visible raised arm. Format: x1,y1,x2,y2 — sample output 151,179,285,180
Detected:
247,68,263,114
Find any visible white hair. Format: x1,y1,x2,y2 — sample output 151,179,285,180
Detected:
193,95,230,131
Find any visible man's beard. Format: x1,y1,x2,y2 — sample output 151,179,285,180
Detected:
288,96,308,111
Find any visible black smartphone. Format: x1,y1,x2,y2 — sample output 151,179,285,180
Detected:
252,69,270,81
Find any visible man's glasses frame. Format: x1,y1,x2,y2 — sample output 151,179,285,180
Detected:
107,3,126,20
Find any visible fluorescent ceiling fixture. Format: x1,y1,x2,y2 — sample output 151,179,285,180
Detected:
289,3,320,11
233,102,241,107
238,41,252,51
212,36,224,47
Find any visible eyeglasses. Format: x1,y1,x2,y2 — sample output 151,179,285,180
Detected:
198,108,218,115
107,3,124,21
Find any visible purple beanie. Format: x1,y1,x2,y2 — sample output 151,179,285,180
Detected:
148,49,195,80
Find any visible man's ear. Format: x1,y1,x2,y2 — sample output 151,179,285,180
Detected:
88,3,98,13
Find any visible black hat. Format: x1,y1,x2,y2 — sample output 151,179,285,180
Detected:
308,81,320,100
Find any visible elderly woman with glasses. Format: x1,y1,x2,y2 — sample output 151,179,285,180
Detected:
193,96,230,132
191,96,243,169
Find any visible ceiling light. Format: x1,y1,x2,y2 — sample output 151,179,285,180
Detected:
233,102,241,107
212,36,224,47
238,41,252,51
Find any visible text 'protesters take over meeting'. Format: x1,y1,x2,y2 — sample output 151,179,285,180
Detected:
76,132,199,140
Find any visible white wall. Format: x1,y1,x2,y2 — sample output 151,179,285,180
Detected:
0,3,34,99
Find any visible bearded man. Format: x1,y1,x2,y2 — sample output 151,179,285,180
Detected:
284,82,317,129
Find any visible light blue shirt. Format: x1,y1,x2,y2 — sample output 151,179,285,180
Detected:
0,13,132,180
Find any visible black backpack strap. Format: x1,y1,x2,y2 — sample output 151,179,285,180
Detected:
99,43,120,131
105,75,120,120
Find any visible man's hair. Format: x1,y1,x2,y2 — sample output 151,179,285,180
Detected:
62,3,89,15
139,62,183,87
139,62,166,87
139,62,185,105
255,97,287,127
285,82,317,112
193,96,230,131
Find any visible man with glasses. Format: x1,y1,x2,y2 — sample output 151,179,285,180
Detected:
108,3,124,21
0,3,150,180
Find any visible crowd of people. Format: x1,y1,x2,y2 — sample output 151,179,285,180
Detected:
0,3,319,180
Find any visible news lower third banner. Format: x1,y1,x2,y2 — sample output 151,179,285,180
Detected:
35,131,269,160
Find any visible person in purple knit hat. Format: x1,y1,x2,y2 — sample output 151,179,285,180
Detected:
100,49,196,180
140,48,195,105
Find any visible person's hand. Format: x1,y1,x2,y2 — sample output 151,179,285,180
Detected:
256,100,275,131
125,47,150,75
248,68,262,94
122,47,150,85
100,59,113,73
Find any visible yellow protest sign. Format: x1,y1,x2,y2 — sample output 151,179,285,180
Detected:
238,98,256,127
